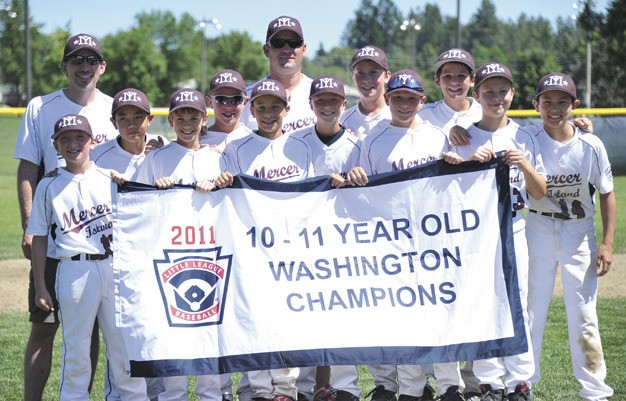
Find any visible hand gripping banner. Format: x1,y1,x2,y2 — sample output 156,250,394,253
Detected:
112,159,526,377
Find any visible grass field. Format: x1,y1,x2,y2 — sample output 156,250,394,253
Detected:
0,114,624,400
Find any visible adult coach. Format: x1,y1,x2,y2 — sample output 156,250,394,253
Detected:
239,15,316,134
14,33,117,401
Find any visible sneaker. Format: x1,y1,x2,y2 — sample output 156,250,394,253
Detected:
507,383,531,401
398,394,421,401
314,386,337,401
366,386,397,401
478,385,505,401
464,392,481,401
273,395,295,401
335,390,359,401
439,386,464,401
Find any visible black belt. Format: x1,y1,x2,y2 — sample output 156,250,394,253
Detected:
71,253,111,261
528,209,571,220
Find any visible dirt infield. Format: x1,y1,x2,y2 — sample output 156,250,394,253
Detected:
2,256,624,313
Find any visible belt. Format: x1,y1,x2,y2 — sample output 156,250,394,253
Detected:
71,253,111,261
528,209,571,220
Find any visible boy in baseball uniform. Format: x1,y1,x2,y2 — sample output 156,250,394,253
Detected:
291,75,361,401
227,79,311,401
347,69,464,401
445,62,547,401
134,89,233,400
28,114,148,401
202,69,252,150
340,45,392,139
525,73,614,401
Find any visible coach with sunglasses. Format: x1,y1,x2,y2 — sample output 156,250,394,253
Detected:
14,33,118,401
239,15,316,135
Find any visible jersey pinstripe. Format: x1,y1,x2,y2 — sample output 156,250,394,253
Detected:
340,105,391,139
224,132,313,182
292,127,361,177
359,121,449,175
14,89,117,173
135,142,227,186
27,165,114,259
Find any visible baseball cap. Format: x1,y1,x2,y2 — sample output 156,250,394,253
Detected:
309,75,345,99
474,62,514,88
250,79,289,105
63,33,103,59
111,88,151,115
52,114,93,140
169,88,206,114
266,16,304,42
209,69,246,95
386,69,425,95
350,45,389,71
535,72,577,99
434,48,474,73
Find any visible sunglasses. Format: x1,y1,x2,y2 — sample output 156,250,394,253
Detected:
387,77,423,92
211,95,245,106
65,54,103,66
268,38,304,49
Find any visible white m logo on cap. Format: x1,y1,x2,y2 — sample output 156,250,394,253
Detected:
397,74,412,84
484,63,505,74
215,73,237,84
177,91,198,102
445,49,464,59
316,78,338,89
74,35,96,47
119,91,141,103
546,75,567,87
259,81,280,92
274,18,296,28
60,116,80,128
357,46,379,57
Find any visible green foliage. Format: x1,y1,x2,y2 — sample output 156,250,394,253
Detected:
341,0,403,50
207,31,267,83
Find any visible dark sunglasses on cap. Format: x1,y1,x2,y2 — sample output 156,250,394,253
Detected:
211,95,245,106
65,54,103,66
387,77,423,92
268,38,304,49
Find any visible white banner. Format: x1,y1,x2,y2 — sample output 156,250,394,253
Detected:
112,159,527,377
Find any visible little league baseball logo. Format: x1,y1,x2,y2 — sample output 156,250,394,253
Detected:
154,247,232,327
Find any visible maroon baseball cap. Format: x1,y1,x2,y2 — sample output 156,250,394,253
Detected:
52,114,93,140
309,75,345,99
112,88,151,115
535,72,577,99
63,33,103,59
169,89,206,114
474,62,514,88
266,16,304,42
250,79,289,105
209,69,246,95
386,69,425,95
350,45,388,71
434,48,474,73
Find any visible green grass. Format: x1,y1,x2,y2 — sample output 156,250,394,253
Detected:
1,299,624,400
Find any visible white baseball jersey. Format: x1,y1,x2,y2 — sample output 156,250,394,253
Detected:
224,132,313,182
292,127,361,177
14,89,117,173
200,125,253,150
240,74,316,134
458,120,546,232
90,134,169,180
135,142,227,186
418,98,482,133
340,104,391,140
524,123,613,218
359,121,449,175
27,164,114,259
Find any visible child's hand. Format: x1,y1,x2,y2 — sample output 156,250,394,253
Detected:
449,125,472,146
35,287,54,312
597,243,613,276
154,177,175,189
573,117,593,134
330,173,347,187
195,180,215,192
145,136,165,154
110,171,128,185
468,146,496,162
501,149,529,169
442,151,463,164
346,167,368,186
215,172,234,188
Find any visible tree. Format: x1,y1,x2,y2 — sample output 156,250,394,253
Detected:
597,0,626,106
99,28,168,105
341,0,403,50
207,31,267,83
463,0,504,51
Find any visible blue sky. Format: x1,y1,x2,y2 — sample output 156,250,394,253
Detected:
28,0,611,53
